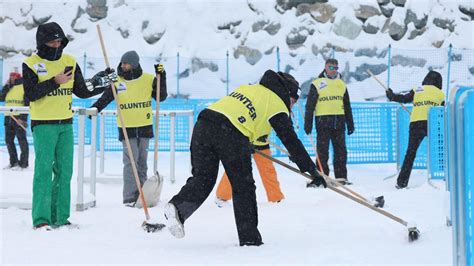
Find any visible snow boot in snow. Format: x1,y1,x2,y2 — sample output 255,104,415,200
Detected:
52,221,79,230
164,203,185,238
33,223,52,231
215,197,228,208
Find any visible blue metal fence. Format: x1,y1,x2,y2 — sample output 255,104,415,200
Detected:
428,107,446,179
1,99,424,166
449,87,474,266
462,92,473,266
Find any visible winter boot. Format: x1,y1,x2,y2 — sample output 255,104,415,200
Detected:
164,203,185,239
215,197,228,208
33,223,52,231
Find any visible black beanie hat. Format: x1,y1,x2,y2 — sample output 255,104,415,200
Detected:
36,22,69,49
277,72,300,100
422,70,443,90
121,51,140,69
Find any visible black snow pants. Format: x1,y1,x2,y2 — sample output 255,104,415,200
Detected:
169,116,262,246
316,127,347,180
4,117,29,167
397,122,427,188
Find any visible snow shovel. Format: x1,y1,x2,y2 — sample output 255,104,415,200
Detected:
97,25,165,233
268,140,384,208
255,149,420,242
136,71,164,209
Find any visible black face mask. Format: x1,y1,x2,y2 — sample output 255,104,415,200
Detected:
37,44,63,61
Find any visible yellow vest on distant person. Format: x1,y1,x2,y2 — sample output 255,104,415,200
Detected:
24,53,76,120
207,84,289,143
5,84,25,107
115,73,154,128
312,78,346,116
410,85,445,122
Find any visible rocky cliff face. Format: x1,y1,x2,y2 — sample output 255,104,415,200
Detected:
0,0,472,99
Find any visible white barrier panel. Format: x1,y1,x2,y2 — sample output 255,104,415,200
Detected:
97,109,194,185
0,106,98,211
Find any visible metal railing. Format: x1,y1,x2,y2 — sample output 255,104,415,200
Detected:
97,109,194,183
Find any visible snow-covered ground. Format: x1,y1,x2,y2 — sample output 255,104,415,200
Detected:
0,145,452,265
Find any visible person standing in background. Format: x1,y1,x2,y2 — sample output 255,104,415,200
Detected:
304,58,354,187
215,139,285,206
0,71,29,170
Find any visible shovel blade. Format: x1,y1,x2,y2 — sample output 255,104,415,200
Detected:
142,221,166,233
136,171,164,209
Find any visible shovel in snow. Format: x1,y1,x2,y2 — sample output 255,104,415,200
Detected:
136,72,164,209
255,149,420,242
97,25,164,233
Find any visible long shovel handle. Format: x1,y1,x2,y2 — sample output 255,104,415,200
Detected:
269,139,369,202
254,149,409,227
97,25,151,220
366,69,411,115
154,73,161,173
9,115,27,131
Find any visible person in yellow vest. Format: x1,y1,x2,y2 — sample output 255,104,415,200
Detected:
164,70,327,246
386,70,445,189
23,22,112,230
304,58,354,187
215,139,285,206
0,71,29,169
90,50,168,206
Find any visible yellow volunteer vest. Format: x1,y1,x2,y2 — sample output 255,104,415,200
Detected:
24,53,76,120
207,84,289,143
410,85,445,122
312,78,346,116
5,84,25,107
115,73,154,128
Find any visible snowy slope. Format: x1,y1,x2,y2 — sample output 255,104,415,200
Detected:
0,147,452,265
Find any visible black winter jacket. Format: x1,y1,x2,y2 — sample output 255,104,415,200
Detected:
199,70,317,175
23,22,105,129
91,63,168,141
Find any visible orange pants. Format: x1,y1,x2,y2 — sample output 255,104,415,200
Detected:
216,148,285,202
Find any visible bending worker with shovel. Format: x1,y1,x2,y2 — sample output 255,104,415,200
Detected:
164,70,326,246
90,51,167,207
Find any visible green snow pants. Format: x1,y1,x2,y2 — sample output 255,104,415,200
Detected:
32,124,74,227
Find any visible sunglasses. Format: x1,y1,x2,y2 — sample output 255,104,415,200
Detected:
328,66,339,71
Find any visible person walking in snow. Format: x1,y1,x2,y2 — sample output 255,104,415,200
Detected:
164,70,326,246
0,71,29,170
90,51,167,207
23,22,112,230
215,139,285,206
304,58,354,187
386,70,445,189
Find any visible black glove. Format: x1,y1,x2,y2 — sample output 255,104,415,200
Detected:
308,168,327,188
304,122,312,135
386,88,395,101
105,68,118,83
154,64,165,75
248,143,256,154
347,125,354,135
90,71,108,87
